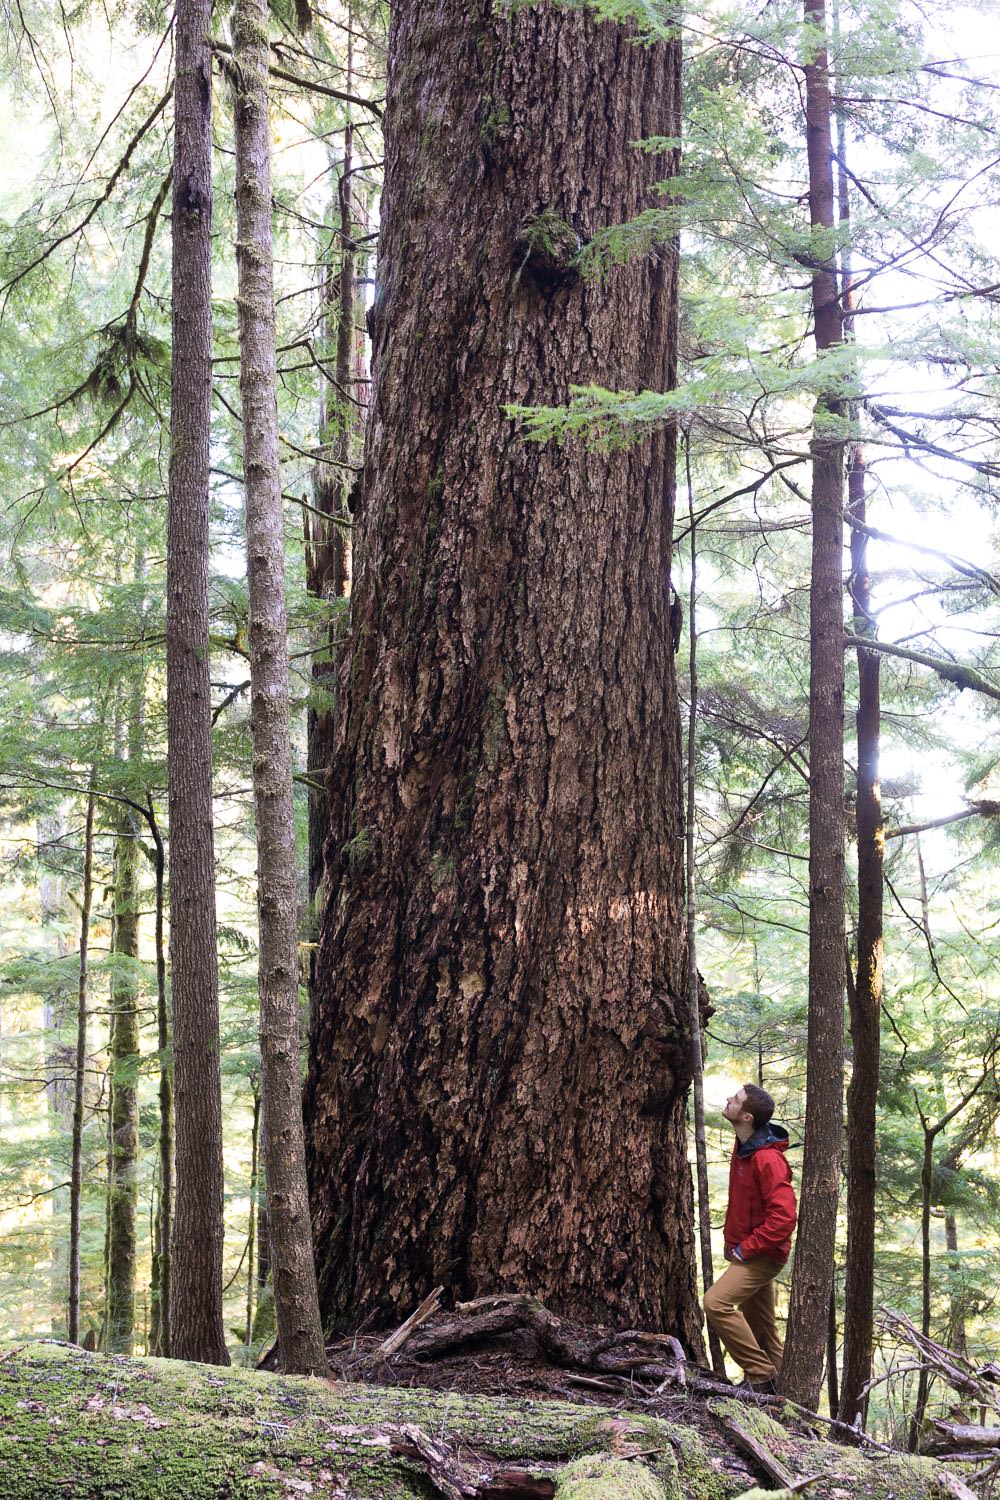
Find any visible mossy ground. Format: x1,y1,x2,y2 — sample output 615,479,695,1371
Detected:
708,1398,959,1500
0,1343,733,1500
0,1344,969,1500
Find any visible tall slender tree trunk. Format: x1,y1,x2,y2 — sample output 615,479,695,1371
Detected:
684,449,724,1374
306,99,361,909
944,1213,968,1358
306,3,697,1341
839,454,882,1423
910,1079,985,1447
148,799,172,1358
781,0,846,1410
232,0,327,1376
39,808,72,1333
912,1117,936,1449
250,1158,274,1345
246,1083,261,1346
827,1287,840,1415
105,797,141,1353
167,0,228,1366
68,791,96,1346
836,109,883,1427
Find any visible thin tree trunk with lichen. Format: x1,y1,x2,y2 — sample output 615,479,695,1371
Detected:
246,1083,261,1346
105,793,141,1354
39,807,72,1334
306,3,698,1343
167,0,228,1367
683,471,724,1375
305,62,362,913
780,0,846,1412
944,1213,968,1358
836,105,882,1426
147,801,172,1358
232,0,327,1376
68,791,96,1347
307,52,370,918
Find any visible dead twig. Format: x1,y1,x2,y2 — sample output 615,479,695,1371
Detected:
374,1286,444,1361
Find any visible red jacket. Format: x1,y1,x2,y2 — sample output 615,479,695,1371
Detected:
724,1125,797,1265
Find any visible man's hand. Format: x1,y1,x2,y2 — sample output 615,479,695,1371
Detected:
724,1244,745,1263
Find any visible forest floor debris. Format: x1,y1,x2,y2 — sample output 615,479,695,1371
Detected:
0,1308,983,1500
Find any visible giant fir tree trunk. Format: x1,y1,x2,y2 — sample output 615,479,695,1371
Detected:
167,0,228,1366
233,0,327,1376
780,0,846,1410
306,2,697,1342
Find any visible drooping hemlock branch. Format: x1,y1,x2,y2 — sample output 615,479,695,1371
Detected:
843,633,1000,703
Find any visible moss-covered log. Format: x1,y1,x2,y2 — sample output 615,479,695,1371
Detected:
0,1343,975,1500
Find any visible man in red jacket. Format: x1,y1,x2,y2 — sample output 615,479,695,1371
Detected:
704,1083,797,1394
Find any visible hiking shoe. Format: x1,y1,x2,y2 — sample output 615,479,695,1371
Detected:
738,1377,778,1396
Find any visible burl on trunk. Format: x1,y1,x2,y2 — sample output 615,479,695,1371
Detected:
306,2,698,1345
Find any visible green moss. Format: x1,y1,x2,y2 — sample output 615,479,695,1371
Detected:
480,98,512,148
0,1345,697,1500
707,1397,952,1500
482,683,508,768
429,852,455,890
349,620,370,681
709,1397,789,1447
555,1453,671,1500
0,1345,967,1500
344,827,372,865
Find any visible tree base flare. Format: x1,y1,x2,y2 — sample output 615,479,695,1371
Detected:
0,1342,975,1500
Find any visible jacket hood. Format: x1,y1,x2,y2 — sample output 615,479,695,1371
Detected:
737,1122,790,1158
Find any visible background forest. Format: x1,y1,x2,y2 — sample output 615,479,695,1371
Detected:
1,0,1000,1460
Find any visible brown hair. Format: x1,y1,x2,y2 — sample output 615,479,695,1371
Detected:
741,1083,775,1130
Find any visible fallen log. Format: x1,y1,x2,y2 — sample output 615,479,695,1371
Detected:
713,1407,798,1488
0,1341,980,1499
928,1420,1000,1451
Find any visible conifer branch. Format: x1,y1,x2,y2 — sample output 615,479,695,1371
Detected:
843,634,1000,703
208,39,382,115
843,517,1000,594
0,86,173,305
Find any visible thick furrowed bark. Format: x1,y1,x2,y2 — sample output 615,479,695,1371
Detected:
307,4,696,1342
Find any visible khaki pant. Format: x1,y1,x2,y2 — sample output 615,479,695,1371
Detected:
703,1255,785,1381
